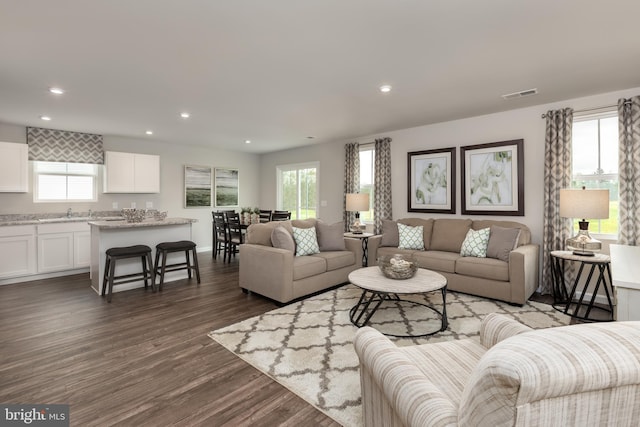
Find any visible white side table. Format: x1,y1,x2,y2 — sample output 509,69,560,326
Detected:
344,232,375,266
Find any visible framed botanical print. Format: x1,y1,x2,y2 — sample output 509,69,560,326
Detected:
461,139,524,216
408,147,456,214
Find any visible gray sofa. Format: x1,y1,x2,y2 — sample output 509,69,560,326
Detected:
239,219,362,304
368,218,539,305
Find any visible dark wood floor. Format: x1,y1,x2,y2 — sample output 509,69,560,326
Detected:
0,254,339,427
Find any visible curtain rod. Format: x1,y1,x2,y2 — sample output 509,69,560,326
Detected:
541,100,632,119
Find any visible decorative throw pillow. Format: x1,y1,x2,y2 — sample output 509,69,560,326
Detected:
292,226,320,256
398,223,425,250
271,225,295,253
486,225,521,262
380,219,399,247
460,227,490,258
316,220,346,251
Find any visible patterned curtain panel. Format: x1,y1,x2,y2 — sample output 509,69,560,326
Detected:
27,127,104,164
541,108,573,294
373,137,392,235
343,142,360,231
618,96,640,245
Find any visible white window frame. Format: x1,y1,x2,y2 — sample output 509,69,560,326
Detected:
571,110,618,239
358,143,375,224
276,162,319,220
33,161,99,203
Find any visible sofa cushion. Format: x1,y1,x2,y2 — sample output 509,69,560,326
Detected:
460,227,490,258
271,225,295,252
291,218,316,229
455,257,509,281
292,255,327,280
486,225,521,262
380,219,400,247
311,251,355,271
398,223,425,250
430,219,472,253
316,220,346,251
293,226,320,256
413,250,460,273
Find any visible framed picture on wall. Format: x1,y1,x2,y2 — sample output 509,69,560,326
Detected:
184,165,212,208
461,139,524,216
408,147,456,214
215,167,239,207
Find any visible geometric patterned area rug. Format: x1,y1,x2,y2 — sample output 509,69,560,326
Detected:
208,285,572,426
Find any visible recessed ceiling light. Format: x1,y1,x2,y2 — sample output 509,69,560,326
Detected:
180,112,190,119
145,130,153,135
40,115,51,121
245,140,251,144
49,87,64,95
379,85,392,93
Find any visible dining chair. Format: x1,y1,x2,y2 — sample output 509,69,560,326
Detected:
212,211,228,260
259,210,272,223
271,210,291,221
225,214,244,262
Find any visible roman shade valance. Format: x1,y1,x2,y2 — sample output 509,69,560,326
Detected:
26,127,104,164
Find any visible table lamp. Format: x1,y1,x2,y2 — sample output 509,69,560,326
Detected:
346,193,370,234
559,187,609,256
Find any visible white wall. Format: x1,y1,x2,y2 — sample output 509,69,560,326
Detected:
0,123,261,250
260,86,640,250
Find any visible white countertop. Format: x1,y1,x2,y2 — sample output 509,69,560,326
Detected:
88,217,197,229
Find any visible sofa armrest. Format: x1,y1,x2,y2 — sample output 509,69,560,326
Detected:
344,237,364,265
480,313,532,349
367,235,383,266
239,244,294,302
508,244,539,305
354,327,458,427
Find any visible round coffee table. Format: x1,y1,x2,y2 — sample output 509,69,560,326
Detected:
348,266,448,337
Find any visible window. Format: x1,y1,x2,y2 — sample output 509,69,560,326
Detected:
571,112,618,236
34,161,98,202
359,145,375,223
277,162,318,220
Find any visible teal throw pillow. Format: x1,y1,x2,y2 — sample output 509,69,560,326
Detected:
292,226,320,256
398,223,424,250
460,227,490,258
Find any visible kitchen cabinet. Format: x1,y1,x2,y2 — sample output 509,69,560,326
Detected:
37,222,90,273
0,141,28,192
0,225,36,279
103,151,160,193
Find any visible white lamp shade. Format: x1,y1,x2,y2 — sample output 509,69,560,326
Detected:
559,188,609,219
346,193,370,212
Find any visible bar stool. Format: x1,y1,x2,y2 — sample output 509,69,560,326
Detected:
154,240,201,290
102,245,155,303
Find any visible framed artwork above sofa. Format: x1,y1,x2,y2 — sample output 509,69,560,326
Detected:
461,139,524,216
407,147,456,214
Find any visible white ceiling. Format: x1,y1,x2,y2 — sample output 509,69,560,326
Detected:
1,0,639,154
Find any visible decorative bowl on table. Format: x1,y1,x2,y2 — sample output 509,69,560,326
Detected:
378,254,418,280
154,211,168,221
121,208,147,223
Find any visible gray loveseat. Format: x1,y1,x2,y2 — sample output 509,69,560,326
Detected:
239,219,362,304
368,218,539,305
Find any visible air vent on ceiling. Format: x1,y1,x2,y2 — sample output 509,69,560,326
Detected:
502,88,538,100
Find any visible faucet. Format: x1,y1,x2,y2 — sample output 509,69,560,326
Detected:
88,209,92,218
67,208,72,218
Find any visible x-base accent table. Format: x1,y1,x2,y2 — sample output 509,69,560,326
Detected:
348,266,448,337
550,250,614,322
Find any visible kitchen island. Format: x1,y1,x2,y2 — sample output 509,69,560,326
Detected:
89,217,197,295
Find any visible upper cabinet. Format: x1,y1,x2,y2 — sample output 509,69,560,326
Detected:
0,141,28,192
103,151,160,193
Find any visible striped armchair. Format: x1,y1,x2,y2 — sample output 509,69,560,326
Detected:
354,313,640,427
